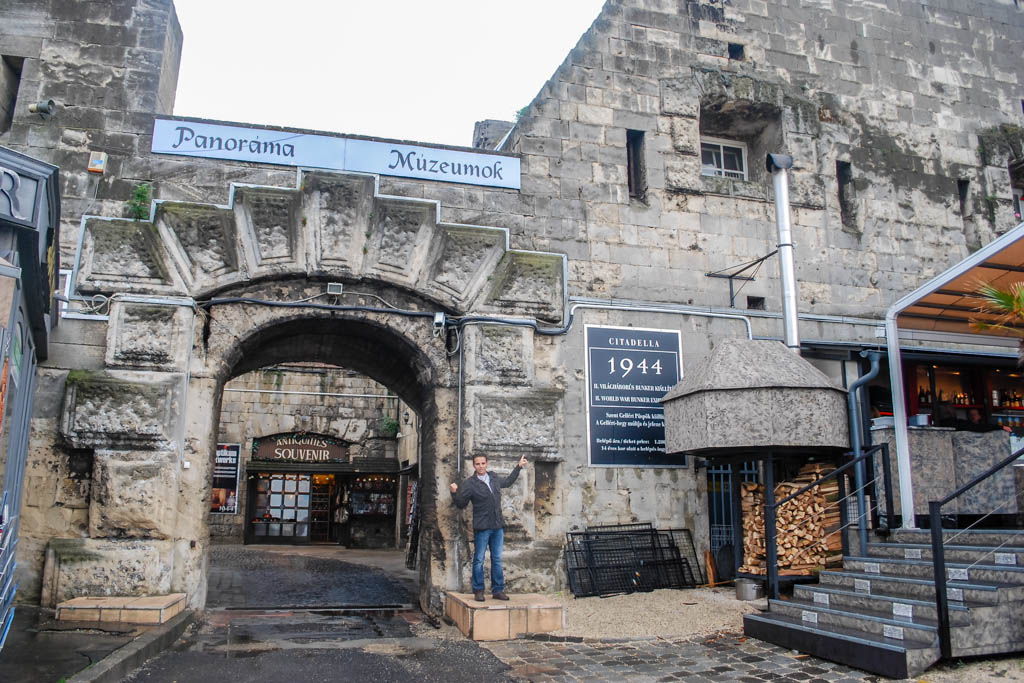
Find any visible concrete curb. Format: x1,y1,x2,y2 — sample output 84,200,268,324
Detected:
66,609,196,683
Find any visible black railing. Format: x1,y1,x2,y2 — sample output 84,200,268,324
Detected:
929,444,1024,659
763,444,896,600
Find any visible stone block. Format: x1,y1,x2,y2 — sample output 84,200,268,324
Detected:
41,538,174,608
470,390,562,455
466,326,534,386
444,592,565,640
61,374,180,450
89,450,177,539
105,300,194,370
481,251,565,323
76,217,186,296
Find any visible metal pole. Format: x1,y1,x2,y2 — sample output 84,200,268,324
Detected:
929,501,952,659
885,314,918,528
764,453,780,600
847,350,882,557
767,154,799,352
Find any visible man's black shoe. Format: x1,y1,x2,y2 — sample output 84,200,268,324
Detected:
492,591,510,600
474,590,485,602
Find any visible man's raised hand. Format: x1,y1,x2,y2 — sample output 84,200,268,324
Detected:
518,455,528,468
450,482,459,493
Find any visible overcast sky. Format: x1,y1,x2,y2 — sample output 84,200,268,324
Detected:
170,1,607,148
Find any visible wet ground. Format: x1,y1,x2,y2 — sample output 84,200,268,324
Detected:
207,545,417,608
123,608,511,682
0,606,136,683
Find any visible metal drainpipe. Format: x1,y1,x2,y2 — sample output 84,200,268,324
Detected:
848,350,882,557
767,154,800,352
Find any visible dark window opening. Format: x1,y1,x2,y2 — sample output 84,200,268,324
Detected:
728,43,745,60
626,129,647,200
836,160,856,230
67,448,94,480
0,56,24,135
747,296,766,311
957,179,971,218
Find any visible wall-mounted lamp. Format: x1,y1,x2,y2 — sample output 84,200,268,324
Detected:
403,410,411,425
28,99,57,120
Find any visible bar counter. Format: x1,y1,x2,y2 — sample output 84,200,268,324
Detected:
871,426,1022,517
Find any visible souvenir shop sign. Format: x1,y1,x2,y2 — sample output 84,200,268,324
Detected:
253,433,348,463
211,443,240,514
585,325,683,468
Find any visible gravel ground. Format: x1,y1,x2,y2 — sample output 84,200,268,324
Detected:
920,656,1024,682
550,587,763,639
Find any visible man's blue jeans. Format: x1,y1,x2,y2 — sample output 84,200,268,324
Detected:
472,527,505,593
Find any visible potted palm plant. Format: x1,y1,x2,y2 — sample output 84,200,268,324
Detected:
971,282,1024,366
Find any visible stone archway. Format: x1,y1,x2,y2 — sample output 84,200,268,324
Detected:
188,282,458,611
47,169,566,612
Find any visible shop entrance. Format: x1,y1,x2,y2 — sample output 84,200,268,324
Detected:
245,471,401,547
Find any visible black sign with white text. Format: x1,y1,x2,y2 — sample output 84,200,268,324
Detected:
585,326,682,467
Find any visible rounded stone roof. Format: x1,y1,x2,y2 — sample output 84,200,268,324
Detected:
663,338,846,401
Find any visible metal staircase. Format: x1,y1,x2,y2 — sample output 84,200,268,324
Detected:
745,529,1024,678
744,445,1024,679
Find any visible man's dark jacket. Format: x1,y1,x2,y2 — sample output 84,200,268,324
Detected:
451,465,521,530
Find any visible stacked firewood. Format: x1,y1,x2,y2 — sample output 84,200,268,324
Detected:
739,463,843,576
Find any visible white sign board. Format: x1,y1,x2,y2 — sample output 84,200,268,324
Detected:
151,119,521,190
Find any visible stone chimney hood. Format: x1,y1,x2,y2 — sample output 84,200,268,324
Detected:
662,339,849,457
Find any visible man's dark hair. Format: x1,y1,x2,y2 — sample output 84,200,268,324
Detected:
472,454,488,462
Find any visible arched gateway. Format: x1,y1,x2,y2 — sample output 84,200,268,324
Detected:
51,170,566,612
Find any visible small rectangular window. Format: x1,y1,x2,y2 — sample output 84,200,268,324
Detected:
701,137,747,180
747,296,766,311
957,179,971,218
626,129,646,200
728,43,745,60
0,56,24,135
836,160,856,229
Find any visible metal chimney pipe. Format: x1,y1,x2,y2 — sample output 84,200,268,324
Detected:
767,153,799,352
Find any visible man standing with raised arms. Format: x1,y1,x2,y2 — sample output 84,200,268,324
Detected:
450,454,528,601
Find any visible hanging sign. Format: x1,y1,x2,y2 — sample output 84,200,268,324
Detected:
211,443,240,514
252,433,349,463
585,325,683,467
151,118,521,189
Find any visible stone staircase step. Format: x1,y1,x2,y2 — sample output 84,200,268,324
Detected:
819,569,1005,604
769,598,937,643
886,529,1024,547
792,584,975,626
867,542,1024,565
845,556,1024,585
743,611,939,679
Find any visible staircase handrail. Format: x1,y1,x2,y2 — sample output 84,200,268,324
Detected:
929,443,1024,660
762,444,895,600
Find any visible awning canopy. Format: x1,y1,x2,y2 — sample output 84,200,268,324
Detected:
885,220,1024,529
890,222,1024,338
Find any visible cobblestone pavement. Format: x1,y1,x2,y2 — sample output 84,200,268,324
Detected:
207,545,416,608
481,630,876,682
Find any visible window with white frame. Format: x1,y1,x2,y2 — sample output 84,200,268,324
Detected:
700,137,747,180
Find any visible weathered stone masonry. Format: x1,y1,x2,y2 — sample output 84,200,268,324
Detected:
0,0,1022,611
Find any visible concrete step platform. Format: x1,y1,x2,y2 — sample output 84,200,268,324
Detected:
744,610,939,679
793,583,976,625
845,555,1024,584
56,593,187,625
868,542,1024,565
820,569,1008,604
444,592,565,641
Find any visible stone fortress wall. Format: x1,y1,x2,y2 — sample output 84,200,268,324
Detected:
0,0,1021,609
